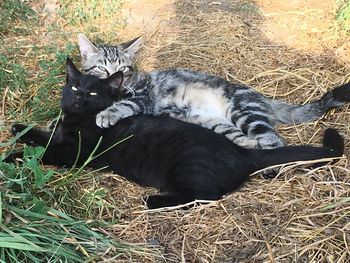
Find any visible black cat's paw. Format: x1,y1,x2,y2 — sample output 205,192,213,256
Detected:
3,151,24,163
11,124,37,146
146,195,192,209
333,82,350,102
146,195,166,209
11,124,28,136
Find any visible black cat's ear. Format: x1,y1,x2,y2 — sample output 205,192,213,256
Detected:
104,71,124,96
77,33,99,61
120,36,142,59
66,58,81,82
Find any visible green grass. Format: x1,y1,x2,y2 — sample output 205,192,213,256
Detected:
30,44,77,121
0,54,28,94
0,207,146,263
0,0,75,122
0,0,157,261
0,45,76,122
0,133,129,261
337,0,350,31
0,46,76,123
0,138,151,262
0,0,35,34
58,0,125,34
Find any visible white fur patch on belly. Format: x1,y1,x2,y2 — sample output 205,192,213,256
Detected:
173,82,230,119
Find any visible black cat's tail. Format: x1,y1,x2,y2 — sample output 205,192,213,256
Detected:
253,128,344,171
271,82,350,124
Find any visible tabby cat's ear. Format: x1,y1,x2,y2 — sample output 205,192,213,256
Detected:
77,33,99,61
120,36,142,59
66,58,81,82
104,71,124,96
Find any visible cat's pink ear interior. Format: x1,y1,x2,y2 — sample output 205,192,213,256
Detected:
104,71,124,95
66,58,81,82
121,36,143,59
77,33,99,61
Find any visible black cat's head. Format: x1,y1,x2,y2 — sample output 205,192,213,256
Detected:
61,58,124,115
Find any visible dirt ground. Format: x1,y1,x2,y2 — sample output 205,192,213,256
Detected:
118,0,350,66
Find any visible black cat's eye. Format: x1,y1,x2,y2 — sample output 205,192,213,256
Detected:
89,92,98,96
71,86,78,91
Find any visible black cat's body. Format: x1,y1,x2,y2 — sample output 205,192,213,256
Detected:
6,59,345,209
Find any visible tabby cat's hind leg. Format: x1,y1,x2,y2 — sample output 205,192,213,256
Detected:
193,118,259,149
235,113,285,149
253,127,285,149
237,118,285,177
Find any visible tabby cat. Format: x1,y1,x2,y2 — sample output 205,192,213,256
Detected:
78,34,350,149
5,58,344,209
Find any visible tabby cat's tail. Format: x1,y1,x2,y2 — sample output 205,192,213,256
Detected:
254,128,344,171
271,82,350,124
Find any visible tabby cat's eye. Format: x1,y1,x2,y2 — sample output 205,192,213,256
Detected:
97,66,106,71
71,86,78,91
89,92,98,96
118,66,126,72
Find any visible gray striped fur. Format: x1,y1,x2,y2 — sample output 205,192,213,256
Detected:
78,34,350,149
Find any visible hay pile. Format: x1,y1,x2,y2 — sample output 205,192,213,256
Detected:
93,0,350,262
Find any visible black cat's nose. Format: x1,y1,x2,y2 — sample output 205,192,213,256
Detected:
75,96,82,103
74,95,84,108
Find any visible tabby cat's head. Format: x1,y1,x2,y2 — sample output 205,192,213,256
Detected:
77,34,142,83
61,58,124,115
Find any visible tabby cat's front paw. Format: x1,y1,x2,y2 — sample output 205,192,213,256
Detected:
96,110,121,128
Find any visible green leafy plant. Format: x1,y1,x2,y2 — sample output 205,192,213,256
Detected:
0,135,152,262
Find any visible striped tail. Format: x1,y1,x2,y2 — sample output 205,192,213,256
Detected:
271,82,350,125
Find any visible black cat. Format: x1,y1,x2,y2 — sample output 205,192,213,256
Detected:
5,58,345,209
